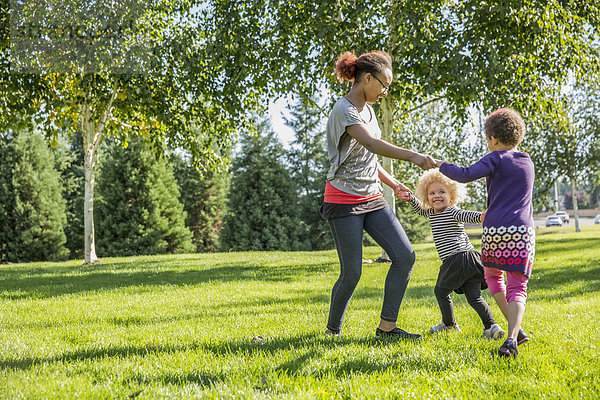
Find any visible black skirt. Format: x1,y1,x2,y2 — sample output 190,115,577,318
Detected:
436,250,488,294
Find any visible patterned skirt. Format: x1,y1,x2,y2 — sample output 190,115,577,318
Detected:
481,224,535,277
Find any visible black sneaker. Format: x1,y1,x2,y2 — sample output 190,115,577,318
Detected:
498,337,518,357
375,327,422,341
517,328,529,345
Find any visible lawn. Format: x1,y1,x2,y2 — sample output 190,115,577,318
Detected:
1,226,599,399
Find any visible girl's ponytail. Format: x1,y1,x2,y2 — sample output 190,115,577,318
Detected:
335,52,358,83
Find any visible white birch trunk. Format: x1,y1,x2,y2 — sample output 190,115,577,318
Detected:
80,81,120,263
83,129,99,263
376,23,399,262
380,97,395,211
554,180,560,213
378,97,395,262
82,101,100,263
571,176,580,232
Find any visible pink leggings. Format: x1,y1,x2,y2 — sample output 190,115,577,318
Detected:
484,267,529,304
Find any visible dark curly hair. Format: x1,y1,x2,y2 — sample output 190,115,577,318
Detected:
484,108,526,147
335,51,392,83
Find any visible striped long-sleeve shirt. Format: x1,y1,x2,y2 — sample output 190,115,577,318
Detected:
409,194,482,261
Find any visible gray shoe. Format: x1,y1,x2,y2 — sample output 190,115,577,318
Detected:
430,322,461,333
483,323,505,340
325,329,340,337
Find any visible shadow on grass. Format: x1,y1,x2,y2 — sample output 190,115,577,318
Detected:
0,342,192,370
529,263,600,301
0,332,444,381
0,255,437,303
534,237,600,254
199,333,449,377
0,258,337,299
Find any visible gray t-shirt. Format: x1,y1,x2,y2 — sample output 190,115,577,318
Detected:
326,97,382,197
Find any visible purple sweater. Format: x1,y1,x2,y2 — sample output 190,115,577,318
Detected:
440,151,534,229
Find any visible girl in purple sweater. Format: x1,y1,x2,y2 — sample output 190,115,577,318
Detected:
434,108,533,357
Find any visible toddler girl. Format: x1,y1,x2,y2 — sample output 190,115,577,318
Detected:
435,108,533,357
399,170,504,339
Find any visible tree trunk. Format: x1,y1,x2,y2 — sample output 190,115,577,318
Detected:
554,180,560,213
375,14,401,262
570,175,580,232
380,97,395,211
80,80,119,264
378,96,395,262
82,102,99,264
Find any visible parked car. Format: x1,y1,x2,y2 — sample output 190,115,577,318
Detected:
545,215,563,227
595,214,600,224
555,211,570,224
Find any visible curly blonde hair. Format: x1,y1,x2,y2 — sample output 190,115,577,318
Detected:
415,169,466,210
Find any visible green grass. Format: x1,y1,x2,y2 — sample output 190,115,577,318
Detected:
1,226,600,399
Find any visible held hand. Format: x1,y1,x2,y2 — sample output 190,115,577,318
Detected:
481,210,487,223
416,154,437,170
397,190,411,202
393,181,412,194
393,183,412,201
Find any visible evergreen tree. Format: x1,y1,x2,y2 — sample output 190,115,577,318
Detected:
283,96,333,250
221,121,304,251
0,131,68,261
0,133,17,260
172,154,228,252
96,139,194,256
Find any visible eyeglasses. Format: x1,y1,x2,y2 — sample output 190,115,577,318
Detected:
371,74,390,93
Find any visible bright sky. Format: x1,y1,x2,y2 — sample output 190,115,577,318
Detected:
268,97,296,148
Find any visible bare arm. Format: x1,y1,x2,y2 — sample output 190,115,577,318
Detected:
346,124,436,170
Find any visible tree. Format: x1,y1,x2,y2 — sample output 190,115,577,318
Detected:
283,95,332,250
221,121,305,252
211,0,600,145
172,154,228,252
0,131,68,262
4,1,599,259
209,0,599,251
95,138,194,256
525,80,600,231
1,0,264,263
0,133,17,259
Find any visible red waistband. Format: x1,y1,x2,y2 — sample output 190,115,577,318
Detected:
324,181,383,204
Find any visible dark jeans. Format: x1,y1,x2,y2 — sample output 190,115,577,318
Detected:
434,280,495,329
326,207,415,333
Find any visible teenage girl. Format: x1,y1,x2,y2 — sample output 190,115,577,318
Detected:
322,50,436,340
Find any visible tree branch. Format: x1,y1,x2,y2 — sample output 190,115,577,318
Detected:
397,95,447,117
95,79,120,147
299,92,328,118
109,116,155,131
